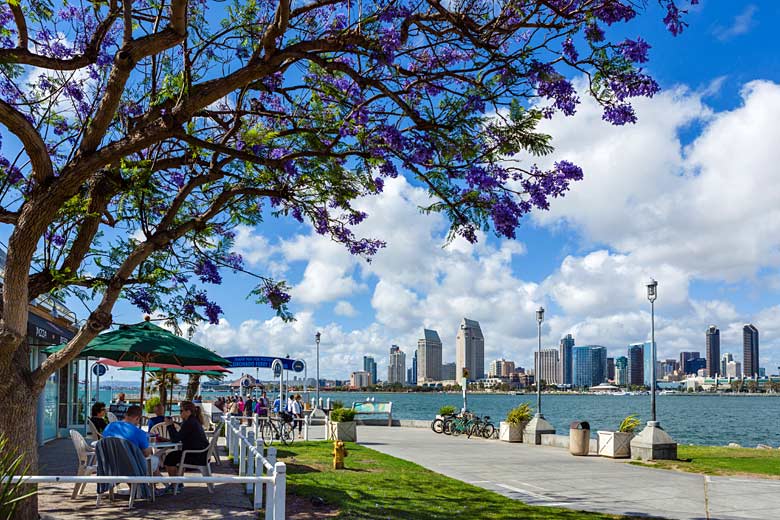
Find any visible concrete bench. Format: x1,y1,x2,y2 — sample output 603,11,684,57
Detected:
351,401,393,426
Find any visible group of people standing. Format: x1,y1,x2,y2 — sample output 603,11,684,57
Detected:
216,392,305,438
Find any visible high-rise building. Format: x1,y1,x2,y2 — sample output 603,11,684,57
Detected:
417,329,442,383
627,343,644,387
615,356,628,386
660,359,678,377
679,351,700,372
743,324,759,378
726,360,742,379
685,357,707,375
406,350,418,385
572,345,607,388
607,357,615,381
559,334,575,385
456,318,485,381
441,362,456,381
489,359,516,378
387,345,406,385
642,341,657,387
720,352,734,378
363,356,377,385
350,371,371,388
705,325,720,377
534,349,559,385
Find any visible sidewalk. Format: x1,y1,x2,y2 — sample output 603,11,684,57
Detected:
357,426,780,520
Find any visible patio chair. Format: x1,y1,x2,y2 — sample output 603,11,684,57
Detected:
149,422,180,460
106,411,119,423
69,429,96,499
95,437,155,508
86,418,102,441
177,429,222,493
207,423,222,465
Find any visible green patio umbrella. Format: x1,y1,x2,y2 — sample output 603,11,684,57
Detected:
43,320,230,406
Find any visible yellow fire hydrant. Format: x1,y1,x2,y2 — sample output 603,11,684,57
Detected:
332,440,348,469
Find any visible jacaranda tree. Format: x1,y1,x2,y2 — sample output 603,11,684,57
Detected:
0,0,694,514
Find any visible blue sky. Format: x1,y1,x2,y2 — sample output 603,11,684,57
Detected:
45,2,780,380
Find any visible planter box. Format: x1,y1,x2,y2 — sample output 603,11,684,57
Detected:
597,430,634,458
327,420,357,442
499,421,527,442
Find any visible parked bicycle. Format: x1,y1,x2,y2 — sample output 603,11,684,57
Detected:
467,415,496,439
260,414,295,446
431,412,457,434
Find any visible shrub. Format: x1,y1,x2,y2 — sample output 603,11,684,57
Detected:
438,405,456,416
144,396,161,414
618,414,641,433
331,400,344,410
0,434,36,519
506,403,532,425
330,408,357,422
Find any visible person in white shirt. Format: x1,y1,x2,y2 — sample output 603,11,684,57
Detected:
291,394,304,438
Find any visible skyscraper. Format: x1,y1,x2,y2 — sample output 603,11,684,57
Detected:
627,343,644,387
559,334,575,385
417,329,442,383
456,318,485,381
489,359,516,378
720,352,734,378
387,345,406,385
572,346,607,388
408,349,418,385
705,325,720,377
743,324,759,378
441,362,456,381
607,357,615,381
534,349,559,385
726,360,742,379
679,351,700,373
363,356,377,385
615,356,628,386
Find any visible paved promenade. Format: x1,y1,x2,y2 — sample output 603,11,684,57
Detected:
357,426,780,520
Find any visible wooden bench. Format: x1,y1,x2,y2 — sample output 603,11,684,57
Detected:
351,401,393,426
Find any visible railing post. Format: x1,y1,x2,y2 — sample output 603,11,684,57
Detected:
239,425,247,475
254,453,264,509
246,431,255,494
232,419,239,463
225,416,232,458
273,462,286,520
304,414,309,441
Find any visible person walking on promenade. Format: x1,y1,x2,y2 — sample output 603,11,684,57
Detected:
292,394,304,438
254,391,269,417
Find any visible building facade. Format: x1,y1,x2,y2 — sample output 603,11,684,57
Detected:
363,356,377,385
679,351,700,373
387,345,406,385
456,318,485,381
627,343,644,387
441,362,456,381
726,360,742,379
406,350,418,385
720,352,734,377
559,334,575,385
572,346,607,388
350,371,371,388
705,325,720,377
642,341,657,387
607,357,615,381
488,358,516,378
534,348,560,385
615,356,628,386
743,324,759,378
417,329,442,383
685,357,707,375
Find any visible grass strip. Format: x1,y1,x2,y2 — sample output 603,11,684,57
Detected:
277,441,631,519
631,445,780,478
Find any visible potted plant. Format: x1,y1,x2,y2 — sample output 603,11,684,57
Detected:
597,414,640,458
437,405,456,420
327,407,358,442
499,403,532,442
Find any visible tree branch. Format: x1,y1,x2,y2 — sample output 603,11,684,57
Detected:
0,99,53,183
8,1,28,49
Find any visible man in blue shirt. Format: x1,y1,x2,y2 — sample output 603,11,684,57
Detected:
103,405,159,472
147,403,166,430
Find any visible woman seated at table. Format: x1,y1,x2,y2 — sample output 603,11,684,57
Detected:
162,401,209,492
89,402,109,433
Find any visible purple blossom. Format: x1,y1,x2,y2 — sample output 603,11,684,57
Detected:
128,288,154,314
44,231,66,247
263,284,291,310
373,177,384,192
378,160,398,178
204,301,222,324
194,258,222,284
170,171,186,188
594,1,636,25
584,22,605,42
609,71,660,101
602,103,636,125
562,37,578,62
348,211,367,226
619,37,651,63
224,252,244,270
379,26,401,63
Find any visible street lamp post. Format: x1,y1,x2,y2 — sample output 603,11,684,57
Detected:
536,306,544,415
646,279,658,423
315,331,321,408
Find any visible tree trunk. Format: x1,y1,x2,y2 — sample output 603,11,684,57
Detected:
0,374,39,520
185,374,199,401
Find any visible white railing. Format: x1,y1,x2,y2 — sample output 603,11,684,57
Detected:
223,415,287,519
231,412,310,442
11,422,286,518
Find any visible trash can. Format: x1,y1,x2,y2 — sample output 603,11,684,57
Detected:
569,421,590,456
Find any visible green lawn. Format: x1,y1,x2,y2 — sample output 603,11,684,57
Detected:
277,441,627,519
632,445,780,478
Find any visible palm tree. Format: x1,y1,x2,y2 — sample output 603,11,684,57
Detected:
146,372,181,408
185,372,226,400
